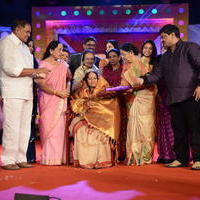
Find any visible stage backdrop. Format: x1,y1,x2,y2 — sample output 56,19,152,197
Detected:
32,4,188,59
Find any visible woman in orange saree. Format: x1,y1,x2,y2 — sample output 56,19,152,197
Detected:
36,41,71,165
120,43,157,166
69,71,120,169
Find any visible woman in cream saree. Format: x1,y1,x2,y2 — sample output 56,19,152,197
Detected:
120,43,157,166
69,71,120,169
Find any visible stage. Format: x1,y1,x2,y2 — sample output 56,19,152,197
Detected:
0,143,200,200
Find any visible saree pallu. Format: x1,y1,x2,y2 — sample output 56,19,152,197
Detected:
123,58,157,165
39,61,70,165
102,64,127,160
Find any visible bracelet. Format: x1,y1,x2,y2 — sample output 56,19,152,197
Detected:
53,90,56,95
32,73,39,79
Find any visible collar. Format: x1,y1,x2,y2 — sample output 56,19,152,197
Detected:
175,39,182,47
167,39,182,53
9,32,23,46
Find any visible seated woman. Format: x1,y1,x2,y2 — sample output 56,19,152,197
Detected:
120,43,157,166
69,71,120,169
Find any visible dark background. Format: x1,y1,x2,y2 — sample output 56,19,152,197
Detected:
0,0,199,27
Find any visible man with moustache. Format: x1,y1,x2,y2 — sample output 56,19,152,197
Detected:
0,19,49,170
69,36,100,75
135,24,200,170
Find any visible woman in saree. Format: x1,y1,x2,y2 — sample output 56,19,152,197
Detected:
102,48,127,161
35,41,71,165
156,46,176,163
99,40,120,69
69,71,120,169
120,43,157,166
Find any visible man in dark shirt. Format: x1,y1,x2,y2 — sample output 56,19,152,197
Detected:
136,24,200,170
69,36,100,75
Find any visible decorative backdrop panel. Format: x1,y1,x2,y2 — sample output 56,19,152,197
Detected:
32,4,188,59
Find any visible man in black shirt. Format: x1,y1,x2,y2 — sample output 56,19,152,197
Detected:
136,24,200,170
69,36,100,75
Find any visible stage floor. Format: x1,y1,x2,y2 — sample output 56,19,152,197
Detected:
0,143,200,200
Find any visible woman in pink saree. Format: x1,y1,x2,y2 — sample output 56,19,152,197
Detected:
35,41,71,165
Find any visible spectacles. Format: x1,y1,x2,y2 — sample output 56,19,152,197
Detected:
86,43,96,47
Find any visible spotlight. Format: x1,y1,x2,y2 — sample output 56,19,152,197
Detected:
36,47,41,52
178,20,184,25
35,11,40,17
165,8,171,14
61,11,67,16
86,10,92,16
125,9,131,15
36,35,41,40
179,8,185,13
36,23,41,28
138,9,144,14
112,9,118,15
151,9,158,14
74,10,80,16
99,10,105,15
48,11,53,16
180,33,184,38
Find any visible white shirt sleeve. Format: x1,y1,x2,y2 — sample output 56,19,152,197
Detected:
0,39,23,77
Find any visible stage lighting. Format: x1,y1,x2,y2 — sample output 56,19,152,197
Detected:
179,8,185,13
165,8,171,14
138,9,144,14
74,10,80,16
112,9,118,15
61,11,67,16
86,10,92,16
151,9,157,14
178,20,184,25
36,23,41,28
48,11,53,16
180,33,184,38
99,10,105,15
36,47,41,52
125,9,131,15
36,35,41,40
35,11,40,17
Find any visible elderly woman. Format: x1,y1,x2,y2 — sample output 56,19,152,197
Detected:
69,71,120,169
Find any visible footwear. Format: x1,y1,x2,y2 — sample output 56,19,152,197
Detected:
2,164,20,170
17,162,32,168
157,158,174,164
191,161,200,170
165,160,185,168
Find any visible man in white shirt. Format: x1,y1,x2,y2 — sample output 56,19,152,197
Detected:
0,19,49,170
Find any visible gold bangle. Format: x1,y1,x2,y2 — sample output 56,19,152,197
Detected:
53,90,56,95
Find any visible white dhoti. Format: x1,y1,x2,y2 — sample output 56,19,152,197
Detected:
1,98,33,165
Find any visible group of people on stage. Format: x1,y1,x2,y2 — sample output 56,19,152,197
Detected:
0,18,200,171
